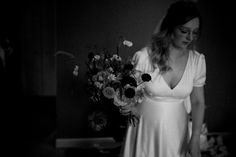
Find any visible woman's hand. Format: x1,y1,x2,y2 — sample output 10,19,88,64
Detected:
119,103,140,126
120,103,138,116
188,134,201,157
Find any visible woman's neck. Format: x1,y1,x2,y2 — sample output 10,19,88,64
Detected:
168,46,188,61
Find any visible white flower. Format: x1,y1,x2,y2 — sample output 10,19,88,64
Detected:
116,55,122,61
123,40,133,47
201,123,208,135
108,74,116,81
107,67,114,73
137,97,144,103
200,134,209,151
73,65,79,76
98,75,104,81
111,54,122,61
94,82,103,89
94,55,100,60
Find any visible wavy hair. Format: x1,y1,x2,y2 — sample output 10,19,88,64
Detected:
149,0,202,73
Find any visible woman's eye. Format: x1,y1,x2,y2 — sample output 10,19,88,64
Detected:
179,28,188,34
193,31,199,35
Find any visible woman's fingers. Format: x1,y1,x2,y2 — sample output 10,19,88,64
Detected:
120,108,131,116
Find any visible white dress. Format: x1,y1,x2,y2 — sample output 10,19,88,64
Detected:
121,47,206,157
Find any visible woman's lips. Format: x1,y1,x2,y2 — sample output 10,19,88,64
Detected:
182,41,190,45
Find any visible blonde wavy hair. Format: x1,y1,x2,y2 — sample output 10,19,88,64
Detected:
148,0,202,73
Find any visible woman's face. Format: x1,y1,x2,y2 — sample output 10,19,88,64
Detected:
171,17,200,49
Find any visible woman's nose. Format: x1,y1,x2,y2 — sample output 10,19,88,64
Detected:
186,32,193,41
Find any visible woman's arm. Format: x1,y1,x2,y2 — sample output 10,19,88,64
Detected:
190,86,205,136
189,86,205,157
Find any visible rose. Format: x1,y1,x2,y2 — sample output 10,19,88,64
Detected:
88,111,108,132
102,87,115,99
113,91,128,107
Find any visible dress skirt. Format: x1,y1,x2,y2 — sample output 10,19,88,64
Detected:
121,96,189,157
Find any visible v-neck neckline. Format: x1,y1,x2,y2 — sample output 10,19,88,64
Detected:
161,51,190,91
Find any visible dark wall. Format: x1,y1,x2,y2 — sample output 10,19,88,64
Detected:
197,1,235,132
19,0,56,96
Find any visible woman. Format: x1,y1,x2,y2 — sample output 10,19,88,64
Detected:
121,1,206,157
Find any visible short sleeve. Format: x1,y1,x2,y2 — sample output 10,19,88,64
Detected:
193,54,206,87
132,47,152,73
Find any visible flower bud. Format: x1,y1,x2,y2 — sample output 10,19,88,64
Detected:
141,73,151,82
123,40,133,47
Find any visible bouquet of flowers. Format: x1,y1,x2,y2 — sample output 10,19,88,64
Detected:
78,38,151,133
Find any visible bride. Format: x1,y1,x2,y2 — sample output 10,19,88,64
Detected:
120,1,206,157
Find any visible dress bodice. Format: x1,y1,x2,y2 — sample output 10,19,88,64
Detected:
132,47,206,109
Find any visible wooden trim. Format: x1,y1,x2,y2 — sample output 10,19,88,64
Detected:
56,137,121,149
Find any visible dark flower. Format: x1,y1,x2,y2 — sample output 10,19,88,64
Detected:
121,76,137,87
123,63,134,71
111,81,121,90
124,87,136,98
88,52,94,61
141,73,151,82
88,110,108,132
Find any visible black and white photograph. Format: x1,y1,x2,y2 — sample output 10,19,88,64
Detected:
1,0,234,157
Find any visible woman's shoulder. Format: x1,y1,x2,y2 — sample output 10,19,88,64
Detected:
133,47,150,59
132,47,153,72
190,50,205,62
